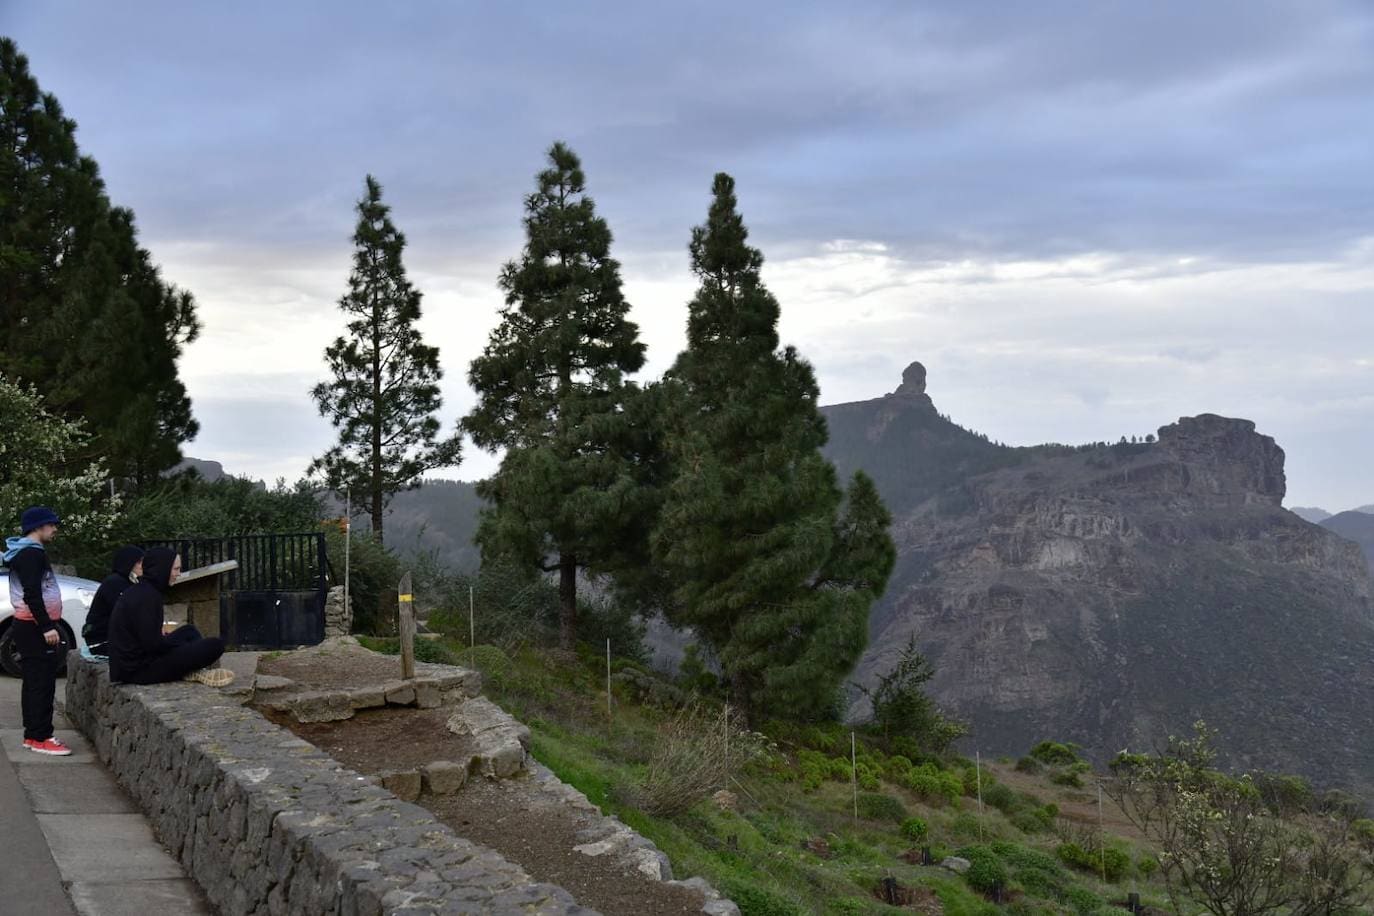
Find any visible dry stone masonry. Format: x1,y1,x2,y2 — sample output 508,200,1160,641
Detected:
65,655,590,915
66,645,739,915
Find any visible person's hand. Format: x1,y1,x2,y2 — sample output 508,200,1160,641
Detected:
44,629,60,647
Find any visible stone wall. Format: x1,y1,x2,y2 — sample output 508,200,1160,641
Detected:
324,585,353,637
64,656,589,916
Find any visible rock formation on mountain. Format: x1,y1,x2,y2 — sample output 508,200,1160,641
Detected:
824,363,1374,795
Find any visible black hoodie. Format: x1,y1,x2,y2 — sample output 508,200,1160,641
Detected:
83,546,144,651
108,547,177,681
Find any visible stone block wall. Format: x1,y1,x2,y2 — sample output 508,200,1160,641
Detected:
64,656,590,916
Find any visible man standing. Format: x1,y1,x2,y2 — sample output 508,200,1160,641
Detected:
3,506,72,756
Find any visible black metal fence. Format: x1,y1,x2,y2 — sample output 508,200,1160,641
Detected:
140,533,330,649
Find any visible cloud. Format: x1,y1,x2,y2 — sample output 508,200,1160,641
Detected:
5,1,1373,508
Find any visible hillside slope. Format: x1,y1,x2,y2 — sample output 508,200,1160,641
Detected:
829,363,1374,796
1321,510,1374,574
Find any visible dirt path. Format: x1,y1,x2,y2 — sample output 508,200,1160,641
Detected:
427,777,707,916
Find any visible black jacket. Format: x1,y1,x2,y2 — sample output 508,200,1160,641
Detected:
83,546,143,650
108,547,177,682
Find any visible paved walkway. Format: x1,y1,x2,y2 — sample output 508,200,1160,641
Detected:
0,675,213,916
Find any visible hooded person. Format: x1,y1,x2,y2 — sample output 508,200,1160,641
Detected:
82,545,144,655
4,506,72,755
107,547,234,687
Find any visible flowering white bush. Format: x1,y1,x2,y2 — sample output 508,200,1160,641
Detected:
0,376,120,539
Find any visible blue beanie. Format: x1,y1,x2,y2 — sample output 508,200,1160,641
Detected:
20,506,61,534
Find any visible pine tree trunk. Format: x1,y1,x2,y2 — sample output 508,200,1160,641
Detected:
730,670,755,727
371,300,384,545
558,553,577,651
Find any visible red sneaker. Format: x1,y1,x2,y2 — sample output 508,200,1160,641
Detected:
24,737,73,756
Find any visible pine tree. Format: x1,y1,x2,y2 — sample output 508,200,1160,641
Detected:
465,143,648,650
0,38,199,485
653,173,896,719
310,176,461,543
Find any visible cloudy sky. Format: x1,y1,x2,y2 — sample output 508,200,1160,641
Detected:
6,1,1373,509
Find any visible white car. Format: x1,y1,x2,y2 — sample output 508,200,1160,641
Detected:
0,568,98,677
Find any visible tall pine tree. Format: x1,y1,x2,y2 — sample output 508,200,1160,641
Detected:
465,143,648,650
654,173,895,719
0,38,199,485
310,176,461,543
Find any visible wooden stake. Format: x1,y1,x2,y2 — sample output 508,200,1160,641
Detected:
468,583,475,648
976,750,985,841
851,732,859,824
398,571,415,680
1098,782,1107,881
606,638,612,718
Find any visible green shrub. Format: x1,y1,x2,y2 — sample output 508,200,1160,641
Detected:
883,754,914,781
857,792,907,823
904,762,963,804
721,880,804,916
956,845,1008,895
982,782,1017,813
1064,886,1103,916
948,811,983,840
1056,842,1129,882
1028,741,1081,766
1014,756,1044,775
1049,769,1085,788
357,635,460,666
900,816,929,842
1136,854,1159,878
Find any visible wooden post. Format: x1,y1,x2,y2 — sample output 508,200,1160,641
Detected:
606,638,612,718
398,571,415,680
468,583,475,648
851,731,859,824
976,750,985,841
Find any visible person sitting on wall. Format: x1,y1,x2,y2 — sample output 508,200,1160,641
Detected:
82,545,143,657
107,547,235,687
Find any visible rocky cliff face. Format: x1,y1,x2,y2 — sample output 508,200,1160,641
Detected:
826,364,1374,795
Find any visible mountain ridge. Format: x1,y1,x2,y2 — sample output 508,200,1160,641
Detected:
825,363,1373,796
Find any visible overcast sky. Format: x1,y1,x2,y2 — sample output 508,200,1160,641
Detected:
5,1,1372,509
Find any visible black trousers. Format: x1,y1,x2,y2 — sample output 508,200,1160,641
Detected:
121,625,225,685
10,619,59,742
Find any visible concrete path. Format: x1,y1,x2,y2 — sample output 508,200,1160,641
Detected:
0,676,213,916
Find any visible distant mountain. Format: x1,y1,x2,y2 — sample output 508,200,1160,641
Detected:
1321,511,1374,575
1290,506,1333,523
826,362,1374,796
382,480,482,573
169,457,233,484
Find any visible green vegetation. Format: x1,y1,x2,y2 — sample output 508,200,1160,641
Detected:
309,175,463,544
363,630,1181,916
463,142,650,651
1,38,199,487
652,173,896,720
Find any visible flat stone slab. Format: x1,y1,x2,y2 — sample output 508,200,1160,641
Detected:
1,729,96,764
16,762,138,814
37,814,187,882
446,696,530,778
68,879,214,916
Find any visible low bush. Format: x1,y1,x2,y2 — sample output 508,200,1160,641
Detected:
1028,741,1082,766
1014,756,1044,775
1056,842,1129,882
956,845,1008,895
857,792,907,824
720,880,804,916
983,782,1017,813
900,816,929,842
1064,886,1104,916
636,704,757,816
904,762,964,805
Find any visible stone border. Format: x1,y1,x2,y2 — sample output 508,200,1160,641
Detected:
254,667,482,723
64,655,592,916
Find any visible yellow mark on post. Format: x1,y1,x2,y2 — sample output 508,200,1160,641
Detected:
398,594,414,602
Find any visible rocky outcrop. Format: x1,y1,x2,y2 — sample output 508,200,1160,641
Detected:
830,365,1374,796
